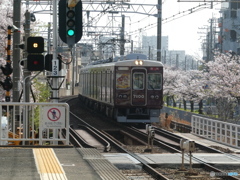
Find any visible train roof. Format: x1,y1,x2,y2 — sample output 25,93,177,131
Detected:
81,59,163,70
83,53,164,69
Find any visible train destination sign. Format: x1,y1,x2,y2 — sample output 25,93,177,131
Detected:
42,106,65,128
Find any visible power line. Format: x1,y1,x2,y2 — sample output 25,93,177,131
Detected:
127,3,214,36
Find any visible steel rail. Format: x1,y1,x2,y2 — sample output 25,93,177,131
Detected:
69,111,169,179
129,126,240,180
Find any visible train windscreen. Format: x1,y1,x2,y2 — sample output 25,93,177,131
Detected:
133,73,144,90
148,73,162,90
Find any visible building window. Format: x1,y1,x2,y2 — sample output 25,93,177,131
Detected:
230,30,237,41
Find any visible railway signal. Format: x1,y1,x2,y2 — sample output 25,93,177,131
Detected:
1,63,13,76
27,36,45,71
0,76,13,92
27,36,44,53
27,55,44,71
59,0,82,48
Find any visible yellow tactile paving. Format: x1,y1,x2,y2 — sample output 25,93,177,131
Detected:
33,148,67,180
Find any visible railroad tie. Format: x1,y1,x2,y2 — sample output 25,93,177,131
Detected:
33,148,67,180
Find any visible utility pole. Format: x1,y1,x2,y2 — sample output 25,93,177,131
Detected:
131,40,133,53
157,0,162,62
209,18,213,61
47,22,51,54
12,0,21,102
120,14,125,56
148,46,151,60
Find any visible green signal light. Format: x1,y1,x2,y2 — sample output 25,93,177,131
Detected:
67,29,75,36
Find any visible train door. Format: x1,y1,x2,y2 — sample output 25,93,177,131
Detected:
131,68,146,106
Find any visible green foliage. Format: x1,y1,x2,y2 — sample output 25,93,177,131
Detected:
167,105,200,114
32,79,50,102
31,79,51,128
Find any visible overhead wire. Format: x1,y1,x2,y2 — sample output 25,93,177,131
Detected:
127,2,218,36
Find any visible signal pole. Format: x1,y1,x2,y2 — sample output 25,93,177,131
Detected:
51,0,59,103
12,0,21,102
23,11,31,102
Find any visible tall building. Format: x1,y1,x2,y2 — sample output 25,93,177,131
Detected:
141,35,169,60
165,50,186,69
219,0,240,54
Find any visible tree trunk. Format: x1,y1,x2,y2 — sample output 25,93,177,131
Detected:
190,101,194,112
172,96,176,107
183,99,187,110
166,96,170,106
178,102,181,109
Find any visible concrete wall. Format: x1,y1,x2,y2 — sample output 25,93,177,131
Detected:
160,106,193,123
161,106,221,125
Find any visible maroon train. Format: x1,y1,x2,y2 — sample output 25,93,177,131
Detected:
78,54,163,123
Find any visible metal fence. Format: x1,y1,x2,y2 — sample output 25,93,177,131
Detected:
192,115,240,149
0,102,69,146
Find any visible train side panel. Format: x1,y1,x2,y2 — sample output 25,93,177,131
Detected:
79,64,115,107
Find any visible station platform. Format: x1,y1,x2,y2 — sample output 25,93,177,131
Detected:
1,144,240,179
0,147,127,180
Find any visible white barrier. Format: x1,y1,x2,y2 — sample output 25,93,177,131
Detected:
0,102,69,146
192,115,240,149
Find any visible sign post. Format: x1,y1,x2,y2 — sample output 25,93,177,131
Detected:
42,106,66,129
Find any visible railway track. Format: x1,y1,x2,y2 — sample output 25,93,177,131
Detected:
63,96,240,179
153,126,240,160
128,127,240,180
170,121,192,133
69,110,169,179
152,126,222,153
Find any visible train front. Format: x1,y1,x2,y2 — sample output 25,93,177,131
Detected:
115,59,163,123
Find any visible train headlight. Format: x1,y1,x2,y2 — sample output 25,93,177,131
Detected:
135,60,143,66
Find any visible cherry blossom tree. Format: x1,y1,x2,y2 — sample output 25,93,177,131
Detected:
0,0,15,56
163,52,240,121
163,66,182,107
201,52,240,121
177,70,205,113
0,0,26,101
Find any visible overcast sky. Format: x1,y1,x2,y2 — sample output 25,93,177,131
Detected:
162,0,221,56
127,0,222,56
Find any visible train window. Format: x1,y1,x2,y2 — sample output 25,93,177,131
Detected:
116,73,130,89
148,73,162,90
133,73,144,90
